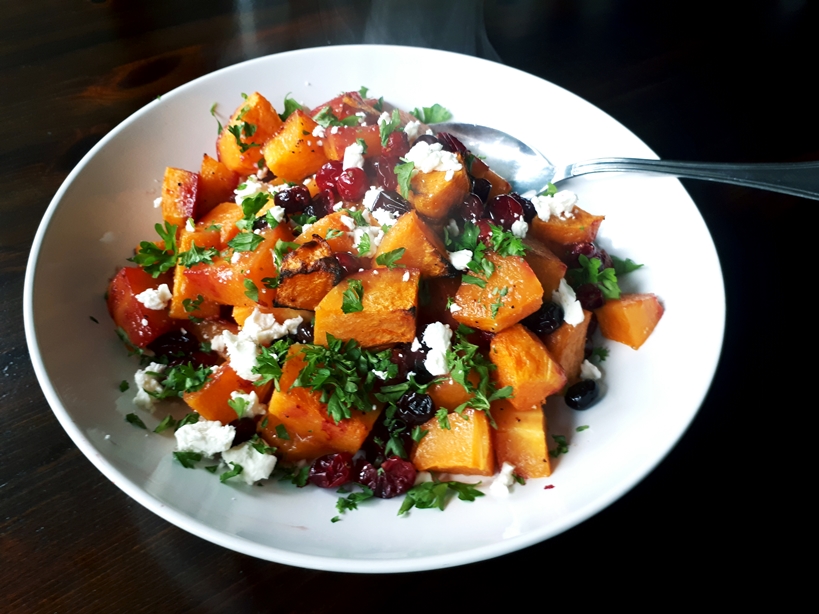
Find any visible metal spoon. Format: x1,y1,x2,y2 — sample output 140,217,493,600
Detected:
435,122,819,200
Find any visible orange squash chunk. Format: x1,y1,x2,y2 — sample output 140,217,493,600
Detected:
313,268,420,347
262,110,328,182
468,157,511,201
196,202,244,248
408,163,470,220
160,167,199,228
427,371,478,412
232,306,312,328
183,363,272,424
542,309,592,384
267,345,381,457
230,223,296,308
452,252,543,333
411,409,494,476
595,293,664,349
275,237,344,310
522,237,567,297
323,124,383,161
258,412,340,462
107,267,175,348
293,212,356,253
491,399,551,478
529,206,605,259
490,324,567,411
374,211,454,278
198,154,238,217
168,228,221,320
217,92,283,175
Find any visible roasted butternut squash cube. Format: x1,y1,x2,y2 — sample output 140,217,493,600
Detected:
262,110,328,182
491,399,551,478
408,162,470,220
293,211,356,253
542,309,592,384
160,167,199,228
275,237,343,310
323,124,382,161
595,293,664,349
230,223,296,308
374,211,454,278
522,237,567,296
198,154,238,216
168,228,221,320
490,324,567,410
452,252,543,333
107,267,175,348
258,412,339,462
267,345,381,458
313,268,420,347
183,363,272,423
468,157,511,200
529,206,605,259
196,201,244,248
411,409,494,476
427,371,478,412
217,92,283,175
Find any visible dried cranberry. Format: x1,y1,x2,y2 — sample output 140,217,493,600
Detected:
335,252,360,276
437,132,467,154
309,452,354,488
470,177,491,204
315,161,343,194
476,219,494,246
575,284,605,310
294,319,314,344
274,185,311,214
373,190,411,216
382,131,410,158
467,329,494,349
147,330,199,360
229,417,257,447
566,242,612,269
336,167,368,201
389,344,433,384
372,156,398,191
565,380,598,410
305,189,335,220
509,192,537,222
521,302,565,336
357,456,416,498
487,194,524,231
457,193,486,223
251,217,269,231
395,391,435,426
414,134,439,146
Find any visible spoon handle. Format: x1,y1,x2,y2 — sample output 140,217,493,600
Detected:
566,158,819,201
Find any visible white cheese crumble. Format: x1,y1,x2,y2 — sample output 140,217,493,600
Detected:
267,205,286,224
372,370,388,380
580,359,602,381
362,186,383,210
228,390,267,417
552,279,585,327
532,190,578,221
339,215,357,231
449,303,462,313
371,207,398,228
222,442,277,484
446,219,460,237
240,308,303,345
234,175,265,204
342,141,365,170
185,218,195,232
211,331,261,381
421,322,452,377
404,141,462,180
402,271,410,282
135,284,172,310
489,462,516,497
332,201,344,212
448,249,472,271
410,337,422,352
404,120,423,142
330,126,339,134
352,226,384,257
311,124,326,138
175,419,236,458
376,111,391,126
231,251,241,264
153,197,162,208
510,218,529,238
133,362,166,410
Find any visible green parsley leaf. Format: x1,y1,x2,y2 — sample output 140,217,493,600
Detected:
227,124,259,153
182,294,205,313
331,515,341,523
312,106,359,128
244,279,259,302
611,255,644,276
397,479,483,515
228,231,264,253
394,161,414,198
513,474,526,486
410,103,452,124
279,93,307,121
325,228,344,240
175,412,200,430
129,222,178,277
273,239,300,265
150,363,212,400
154,415,177,433
411,426,428,443
436,408,450,430
335,485,374,515
210,102,223,135
461,274,487,288
375,247,406,269
204,465,219,473
178,243,219,268
356,137,368,155
358,86,369,97
118,380,130,392
490,286,509,318
550,434,569,458
576,425,590,432
568,255,621,300
379,109,402,147
540,182,558,197
220,462,244,483
235,192,270,229
125,413,147,429
261,276,280,289
290,213,317,235
488,223,527,258
341,279,364,314
590,347,609,362
227,395,249,418
173,451,202,469
252,337,295,388
275,424,290,440
357,232,371,257
346,208,369,227
373,96,384,112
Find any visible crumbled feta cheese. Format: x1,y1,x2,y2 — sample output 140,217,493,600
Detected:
489,462,516,497
421,322,452,377
330,126,339,134
372,269,379,275
510,218,529,238
411,337,422,352
228,390,267,417
153,196,163,208
332,201,343,212
446,219,460,237
135,284,172,310
185,218,195,232
317,139,323,146
211,331,260,381
371,207,398,228
449,303,462,313
580,359,602,381
447,249,472,271
234,175,265,204
175,419,236,458
532,190,578,222
267,205,286,223
222,442,278,484
404,141,462,179
342,141,366,170
133,362,166,410
552,279,585,326
141,318,148,326
231,251,241,264
376,111,391,126
373,370,388,380
303,178,312,185
240,308,303,345
362,186,383,210
402,271,410,282
404,120,423,142
352,226,384,257
300,222,313,235
340,215,357,231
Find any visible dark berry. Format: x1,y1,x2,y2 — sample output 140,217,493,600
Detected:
274,185,311,214
437,132,466,154
336,167,368,201
395,391,435,426
251,217,269,231
470,177,491,203
309,452,354,488
305,189,335,220
566,242,612,270
565,380,599,410
476,219,494,246
575,283,605,310
373,190,411,216
229,417,257,447
315,161,343,194
147,329,199,359
294,319,314,344
335,252,360,276
509,192,537,222
357,456,416,498
382,131,410,158
414,134,439,146
487,194,524,231
521,302,565,336
372,156,398,191
467,329,494,349
457,193,486,223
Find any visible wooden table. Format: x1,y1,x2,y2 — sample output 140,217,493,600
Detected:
2,1,813,609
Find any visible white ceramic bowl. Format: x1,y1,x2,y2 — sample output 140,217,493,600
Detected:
24,45,724,572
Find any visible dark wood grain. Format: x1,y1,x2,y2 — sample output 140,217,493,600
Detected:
1,0,812,610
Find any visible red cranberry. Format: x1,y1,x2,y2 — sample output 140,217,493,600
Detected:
305,189,335,220
274,185,311,214
335,252,360,276
336,167,368,201
372,156,398,191
437,132,467,154
229,417,258,447
457,193,486,223
487,194,524,231
575,283,605,310
476,219,494,246
509,192,537,223
315,161,343,194
382,131,410,158
357,456,416,498
566,243,612,269
467,329,494,349
309,452,354,488
470,177,491,203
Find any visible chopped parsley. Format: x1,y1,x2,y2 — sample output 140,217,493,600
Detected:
356,137,368,154
358,86,369,98
334,484,374,520
410,103,452,124
210,102,223,135
228,231,264,253
125,413,147,429
130,222,178,277
175,412,200,430
394,161,414,198
379,109,402,146
173,451,202,469
235,192,270,230
118,380,130,392
397,478,483,515
178,243,219,268
312,106,359,128
220,462,244,483
182,294,205,313
252,337,296,389
550,434,569,458
275,424,290,440
279,93,307,121
227,395,249,418
341,279,364,314
375,247,406,269
244,279,259,302
590,347,609,362
154,415,177,433
576,425,590,432
149,364,211,400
